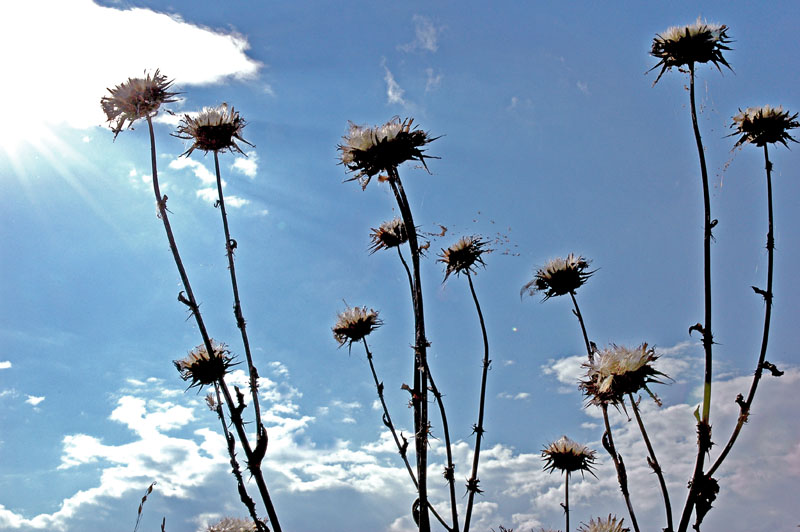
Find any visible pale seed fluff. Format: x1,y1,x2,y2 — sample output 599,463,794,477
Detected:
541,435,596,477
577,515,629,532
332,306,382,348
580,343,667,406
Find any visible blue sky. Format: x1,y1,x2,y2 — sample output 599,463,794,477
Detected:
1,1,799,531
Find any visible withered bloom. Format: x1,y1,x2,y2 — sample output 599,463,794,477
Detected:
369,218,408,253
577,515,629,532
439,236,488,281
339,117,437,189
174,340,234,389
333,306,382,348
101,69,178,138
521,254,593,300
542,435,596,477
175,103,253,156
731,105,799,148
580,343,668,406
650,18,732,84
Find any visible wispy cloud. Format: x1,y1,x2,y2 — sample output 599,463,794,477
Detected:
0,361,10,370
383,64,407,106
168,157,251,208
0,0,261,136
25,395,45,406
425,68,443,92
399,15,440,53
232,151,258,178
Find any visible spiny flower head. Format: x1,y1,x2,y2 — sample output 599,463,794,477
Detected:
339,117,437,189
541,435,596,477
521,254,593,300
174,340,234,389
369,218,408,254
439,236,488,281
206,517,259,532
333,306,382,348
175,102,253,156
101,69,178,138
650,18,731,84
580,343,668,406
577,515,629,532
731,105,799,148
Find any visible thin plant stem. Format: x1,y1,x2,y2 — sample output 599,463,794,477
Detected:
213,150,264,435
628,393,673,532
569,293,639,532
678,63,715,532
463,273,490,532
564,471,570,532
387,166,430,532
707,144,775,477
145,117,281,532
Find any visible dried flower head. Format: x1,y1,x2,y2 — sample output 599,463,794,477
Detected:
542,435,596,477
206,517,259,532
731,105,799,148
101,69,178,138
369,218,408,253
333,306,382,348
439,236,488,281
339,117,437,189
174,340,234,389
577,515,629,532
521,254,593,300
580,343,668,406
650,18,732,84
175,103,254,156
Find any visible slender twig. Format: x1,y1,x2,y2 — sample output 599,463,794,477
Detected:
387,166,431,532
463,273,490,532
628,393,673,532
145,117,281,532
707,144,776,477
570,293,640,532
678,63,715,532
213,150,264,434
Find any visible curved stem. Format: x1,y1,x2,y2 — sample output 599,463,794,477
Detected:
678,64,714,532
629,393,673,532
387,166,430,532
213,151,264,434
145,118,281,532
463,273,490,532
707,144,775,477
569,291,593,363
424,361,458,532
564,471,570,532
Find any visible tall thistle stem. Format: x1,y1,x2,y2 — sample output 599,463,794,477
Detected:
463,272,490,532
678,64,715,532
564,471,570,532
145,117,281,532
707,144,776,477
387,166,430,532
628,393,673,532
212,151,265,435
570,293,640,532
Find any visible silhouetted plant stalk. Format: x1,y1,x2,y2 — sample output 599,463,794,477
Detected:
541,436,597,532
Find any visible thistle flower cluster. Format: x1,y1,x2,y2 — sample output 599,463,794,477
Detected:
521,254,593,300
101,69,178,138
541,435,596,477
206,517,258,532
439,236,488,281
580,343,667,406
175,102,253,156
650,18,731,84
731,105,799,148
577,515,629,532
174,340,234,389
339,117,436,189
369,218,408,254
332,306,382,348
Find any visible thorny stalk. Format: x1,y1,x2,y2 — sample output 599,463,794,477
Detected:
678,64,715,532
387,165,431,532
145,117,281,532
463,273,491,532
564,471,570,532
570,292,640,532
628,393,673,532
707,144,778,477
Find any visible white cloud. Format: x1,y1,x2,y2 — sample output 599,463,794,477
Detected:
0,361,10,370
25,395,45,406
1,0,261,141
383,64,407,106
576,81,590,95
232,151,258,178
168,157,216,186
497,392,530,401
399,15,440,53
425,68,442,92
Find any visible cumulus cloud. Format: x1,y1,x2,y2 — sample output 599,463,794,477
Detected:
0,0,261,134
168,157,251,208
399,15,440,53
232,151,258,178
25,395,45,406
